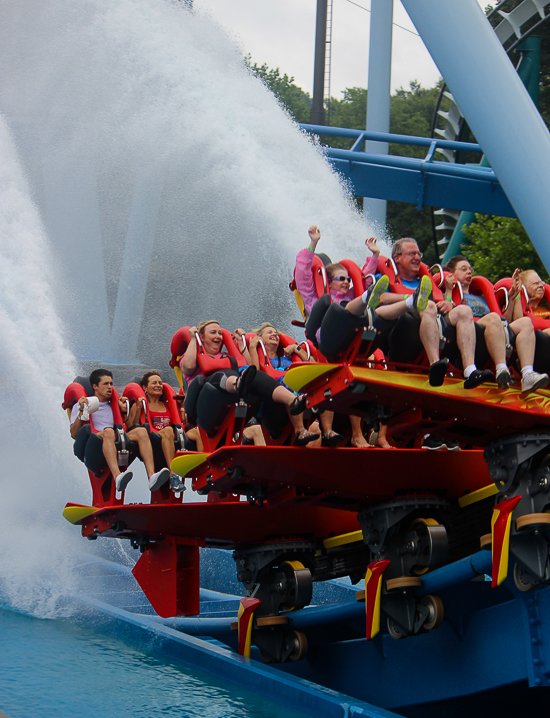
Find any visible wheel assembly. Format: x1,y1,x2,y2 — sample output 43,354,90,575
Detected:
286,629,308,662
420,594,444,631
513,562,537,592
409,519,448,574
387,618,406,640
279,560,313,612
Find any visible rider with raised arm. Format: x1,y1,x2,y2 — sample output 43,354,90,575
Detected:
295,227,431,446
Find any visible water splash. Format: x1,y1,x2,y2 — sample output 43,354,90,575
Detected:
1,0,385,371
0,115,87,617
0,0,388,616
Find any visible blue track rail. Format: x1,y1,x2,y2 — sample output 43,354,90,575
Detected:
69,550,550,711
299,123,516,217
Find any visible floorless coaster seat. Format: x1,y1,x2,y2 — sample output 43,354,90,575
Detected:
73,424,139,474
186,374,293,449
313,299,397,363
386,310,496,373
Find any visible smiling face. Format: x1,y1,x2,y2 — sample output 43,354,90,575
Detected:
522,271,546,305
394,240,422,281
201,322,224,355
144,373,163,398
450,259,473,291
259,325,280,356
328,264,351,294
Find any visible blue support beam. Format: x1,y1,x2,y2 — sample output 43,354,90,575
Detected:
300,124,516,217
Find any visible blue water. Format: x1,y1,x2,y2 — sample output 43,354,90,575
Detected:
0,608,312,718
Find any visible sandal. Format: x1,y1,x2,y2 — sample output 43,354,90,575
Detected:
322,430,344,447
294,429,318,446
236,365,257,399
289,394,307,416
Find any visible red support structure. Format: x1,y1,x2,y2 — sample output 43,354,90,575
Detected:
132,536,200,617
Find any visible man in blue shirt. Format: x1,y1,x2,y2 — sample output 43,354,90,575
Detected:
384,238,493,390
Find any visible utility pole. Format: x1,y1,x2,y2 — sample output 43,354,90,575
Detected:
364,0,393,227
311,0,328,125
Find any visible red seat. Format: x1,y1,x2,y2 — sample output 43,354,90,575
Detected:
63,381,127,508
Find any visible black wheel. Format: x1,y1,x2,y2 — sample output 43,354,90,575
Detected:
259,648,273,664
287,630,308,662
280,561,312,612
410,519,448,574
513,563,537,592
420,594,444,631
387,618,406,640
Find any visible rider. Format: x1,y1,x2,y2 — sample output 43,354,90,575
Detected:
295,226,431,446
70,369,170,492
385,238,494,389
443,257,548,394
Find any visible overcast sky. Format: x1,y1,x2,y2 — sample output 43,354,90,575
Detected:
195,0,489,98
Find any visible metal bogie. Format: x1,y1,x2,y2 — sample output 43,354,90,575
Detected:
256,628,308,664
382,588,444,639
487,436,550,588
233,542,315,616
484,433,550,495
233,543,314,663
358,498,449,579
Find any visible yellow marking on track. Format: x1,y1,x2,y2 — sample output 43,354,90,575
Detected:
284,364,339,392
171,452,210,477
458,483,499,508
62,505,97,525
349,367,550,412
323,530,364,549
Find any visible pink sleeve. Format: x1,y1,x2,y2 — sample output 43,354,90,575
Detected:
361,255,379,290
295,248,319,316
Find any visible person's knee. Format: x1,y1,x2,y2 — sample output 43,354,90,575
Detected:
452,305,473,324
99,427,115,442
483,312,502,330
420,301,437,319
514,317,534,335
160,426,174,440
128,426,148,442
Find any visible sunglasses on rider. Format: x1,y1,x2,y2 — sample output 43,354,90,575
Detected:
330,275,352,282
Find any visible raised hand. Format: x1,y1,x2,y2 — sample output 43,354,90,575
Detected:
308,225,321,245
365,237,380,258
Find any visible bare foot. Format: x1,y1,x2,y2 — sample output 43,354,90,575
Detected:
351,434,371,448
375,437,393,449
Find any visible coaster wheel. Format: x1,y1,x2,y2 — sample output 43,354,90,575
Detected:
259,648,273,664
387,618,406,640
286,629,308,662
513,563,538,592
409,518,447,575
280,560,312,612
420,594,444,631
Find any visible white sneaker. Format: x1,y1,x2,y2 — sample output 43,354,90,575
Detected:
149,467,170,491
115,470,133,492
521,371,549,395
496,367,512,389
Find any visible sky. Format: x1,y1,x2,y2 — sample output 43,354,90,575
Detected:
194,0,489,98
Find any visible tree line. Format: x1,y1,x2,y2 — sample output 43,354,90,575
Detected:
245,15,550,281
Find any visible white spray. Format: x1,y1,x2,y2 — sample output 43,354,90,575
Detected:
0,0,388,615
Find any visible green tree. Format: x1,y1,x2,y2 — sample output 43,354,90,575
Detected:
245,56,312,123
463,215,548,282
